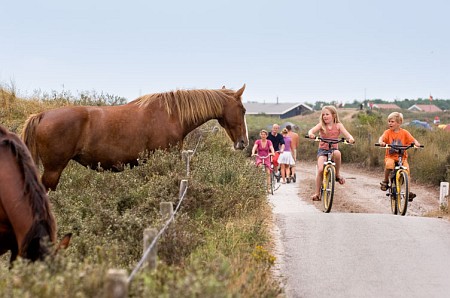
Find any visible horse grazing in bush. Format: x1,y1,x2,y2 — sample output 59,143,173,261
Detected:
0,125,71,265
22,85,248,190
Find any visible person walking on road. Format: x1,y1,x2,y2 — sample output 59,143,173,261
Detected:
279,128,295,183
267,123,285,175
286,124,299,181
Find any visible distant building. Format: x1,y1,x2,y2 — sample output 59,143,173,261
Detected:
244,102,313,119
408,104,442,112
372,103,401,110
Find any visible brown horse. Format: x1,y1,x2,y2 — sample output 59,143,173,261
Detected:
22,85,249,190
0,125,71,265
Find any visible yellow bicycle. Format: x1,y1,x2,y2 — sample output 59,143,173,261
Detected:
375,143,424,215
307,136,351,213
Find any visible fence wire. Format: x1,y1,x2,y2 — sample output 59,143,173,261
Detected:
127,129,206,283
127,186,188,283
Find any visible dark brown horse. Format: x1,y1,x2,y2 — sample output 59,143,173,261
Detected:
0,125,71,265
22,85,248,190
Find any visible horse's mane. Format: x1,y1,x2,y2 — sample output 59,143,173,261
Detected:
130,88,236,124
0,126,56,246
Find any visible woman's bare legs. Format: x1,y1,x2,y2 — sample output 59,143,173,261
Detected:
281,164,286,183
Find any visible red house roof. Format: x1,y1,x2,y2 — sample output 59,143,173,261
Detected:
408,104,442,112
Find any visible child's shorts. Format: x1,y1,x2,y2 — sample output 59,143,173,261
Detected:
385,157,410,173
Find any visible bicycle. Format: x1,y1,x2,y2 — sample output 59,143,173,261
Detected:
271,151,282,183
375,143,424,216
253,154,280,195
306,136,351,213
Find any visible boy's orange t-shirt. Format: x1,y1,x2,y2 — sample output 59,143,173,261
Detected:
380,128,415,160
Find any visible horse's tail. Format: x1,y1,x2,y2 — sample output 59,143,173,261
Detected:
21,113,43,167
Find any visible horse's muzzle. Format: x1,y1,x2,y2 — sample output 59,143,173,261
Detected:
234,139,248,150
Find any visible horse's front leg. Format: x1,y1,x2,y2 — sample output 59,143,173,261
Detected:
42,166,66,191
9,246,18,268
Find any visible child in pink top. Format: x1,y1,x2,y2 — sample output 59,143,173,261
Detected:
307,106,355,201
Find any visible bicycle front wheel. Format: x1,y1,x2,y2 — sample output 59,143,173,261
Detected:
321,165,335,213
397,170,409,216
390,178,398,215
269,170,275,195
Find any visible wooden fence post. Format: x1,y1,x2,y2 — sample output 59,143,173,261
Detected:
160,202,173,220
182,150,194,176
104,269,128,298
143,228,158,270
179,179,188,200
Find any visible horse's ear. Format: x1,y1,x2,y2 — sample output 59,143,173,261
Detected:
55,233,72,254
235,84,246,99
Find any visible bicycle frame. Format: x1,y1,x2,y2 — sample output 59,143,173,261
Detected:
375,143,424,216
254,154,279,195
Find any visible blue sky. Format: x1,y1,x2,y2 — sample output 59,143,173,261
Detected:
1,0,449,103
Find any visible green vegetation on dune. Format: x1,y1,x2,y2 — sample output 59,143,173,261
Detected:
0,89,280,297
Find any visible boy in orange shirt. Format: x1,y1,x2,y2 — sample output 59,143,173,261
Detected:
378,112,421,201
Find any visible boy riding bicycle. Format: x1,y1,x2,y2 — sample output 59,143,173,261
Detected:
378,112,421,201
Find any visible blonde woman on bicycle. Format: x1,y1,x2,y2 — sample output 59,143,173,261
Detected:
308,106,355,201
378,112,420,201
251,130,275,192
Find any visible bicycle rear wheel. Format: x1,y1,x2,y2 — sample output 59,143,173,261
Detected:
397,170,409,216
321,165,335,213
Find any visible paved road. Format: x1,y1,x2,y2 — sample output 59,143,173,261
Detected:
270,170,450,298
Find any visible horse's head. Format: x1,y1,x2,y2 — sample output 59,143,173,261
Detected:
218,84,249,150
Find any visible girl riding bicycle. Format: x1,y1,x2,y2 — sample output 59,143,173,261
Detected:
378,112,421,201
251,129,275,193
308,106,355,201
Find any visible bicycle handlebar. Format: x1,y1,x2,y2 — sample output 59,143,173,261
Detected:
375,143,424,149
304,135,353,145
252,154,274,159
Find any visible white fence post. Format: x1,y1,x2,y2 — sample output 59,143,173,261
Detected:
439,182,449,209
104,269,128,298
